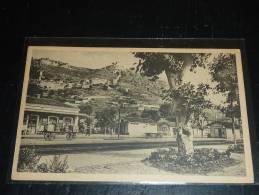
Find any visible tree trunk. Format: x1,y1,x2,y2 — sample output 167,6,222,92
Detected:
165,70,176,89
176,115,194,156
89,115,91,136
165,69,194,156
231,116,237,145
230,98,237,145
118,107,121,139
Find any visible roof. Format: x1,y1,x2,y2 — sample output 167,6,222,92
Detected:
124,117,156,124
25,97,82,116
27,97,75,108
204,109,228,121
206,120,240,129
157,118,176,126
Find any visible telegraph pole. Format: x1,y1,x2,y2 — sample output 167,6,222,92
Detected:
118,105,121,139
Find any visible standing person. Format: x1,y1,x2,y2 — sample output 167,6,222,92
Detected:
64,122,69,133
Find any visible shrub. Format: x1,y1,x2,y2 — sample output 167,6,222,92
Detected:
226,143,244,154
17,147,41,172
144,147,237,175
37,155,69,173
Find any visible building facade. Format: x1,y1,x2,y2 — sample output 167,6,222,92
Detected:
21,101,85,135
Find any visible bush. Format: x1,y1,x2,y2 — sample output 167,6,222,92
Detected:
17,147,70,173
37,155,69,173
17,147,41,172
226,143,244,154
144,147,237,175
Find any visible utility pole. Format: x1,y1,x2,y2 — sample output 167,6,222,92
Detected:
118,105,121,139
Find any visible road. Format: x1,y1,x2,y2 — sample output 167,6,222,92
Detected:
20,136,238,155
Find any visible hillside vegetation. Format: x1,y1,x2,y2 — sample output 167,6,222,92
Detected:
29,58,167,112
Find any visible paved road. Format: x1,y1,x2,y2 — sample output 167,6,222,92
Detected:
20,137,239,155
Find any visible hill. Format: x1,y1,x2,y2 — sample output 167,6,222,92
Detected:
29,58,167,111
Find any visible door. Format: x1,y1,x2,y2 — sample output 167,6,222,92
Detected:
218,128,223,138
27,115,39,134
48,116,59,132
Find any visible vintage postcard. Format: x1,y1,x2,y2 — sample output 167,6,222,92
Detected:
11,46,254,183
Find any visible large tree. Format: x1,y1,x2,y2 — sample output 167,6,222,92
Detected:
95,108,117,135
209,53,240,144
79,104,94,135
159,103,175,122
30,58,41,79
163,82,212,155
134,52,210,155
141,110,160,122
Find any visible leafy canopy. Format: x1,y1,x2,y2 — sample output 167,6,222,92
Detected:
134,52,212,124
95,108,117,129
134,52,210,83
209,53,240,119
141,110,160,122
79,103,93,115
209,53,238,94
163,82,212,124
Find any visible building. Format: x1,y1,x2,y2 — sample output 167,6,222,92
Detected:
143,104,160,111
157,118,177,136
121,117,157,137
207,121,242,140
82,79,91,89
91,78,107,85
204,109,243,140
21,97,86,135
39,80,65,90
123,103,140,113
64,83,74,89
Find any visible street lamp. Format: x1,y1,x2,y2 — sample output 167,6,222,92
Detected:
107,96,127,139
117,103,125,139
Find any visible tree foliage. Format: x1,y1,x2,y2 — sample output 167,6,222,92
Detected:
209,53,240,119
134,52,212,126
141,110,160,122
134,52,210,84
79,103,93,115
30,58,41,79
95,108,117,129
159,103,175,122
134,52,210,121
27,83,43,96
163,82,212,124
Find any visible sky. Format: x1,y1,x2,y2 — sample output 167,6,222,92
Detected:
32,49,138,69
32,48,227,105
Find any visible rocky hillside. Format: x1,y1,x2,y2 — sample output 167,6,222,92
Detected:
30,58,167,109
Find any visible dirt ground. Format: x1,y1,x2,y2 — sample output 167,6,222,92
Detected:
40,145,246,176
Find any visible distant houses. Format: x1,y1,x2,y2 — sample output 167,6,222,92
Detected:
40,80,66,90
22,95,243,141
24,61,243,140
36,67,121,92
91,78,107,85
21,97,243,142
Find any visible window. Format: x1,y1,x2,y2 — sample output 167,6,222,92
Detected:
63,117,73,125
48,116,59,124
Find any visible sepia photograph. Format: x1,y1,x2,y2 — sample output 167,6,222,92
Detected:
11,46,254,183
